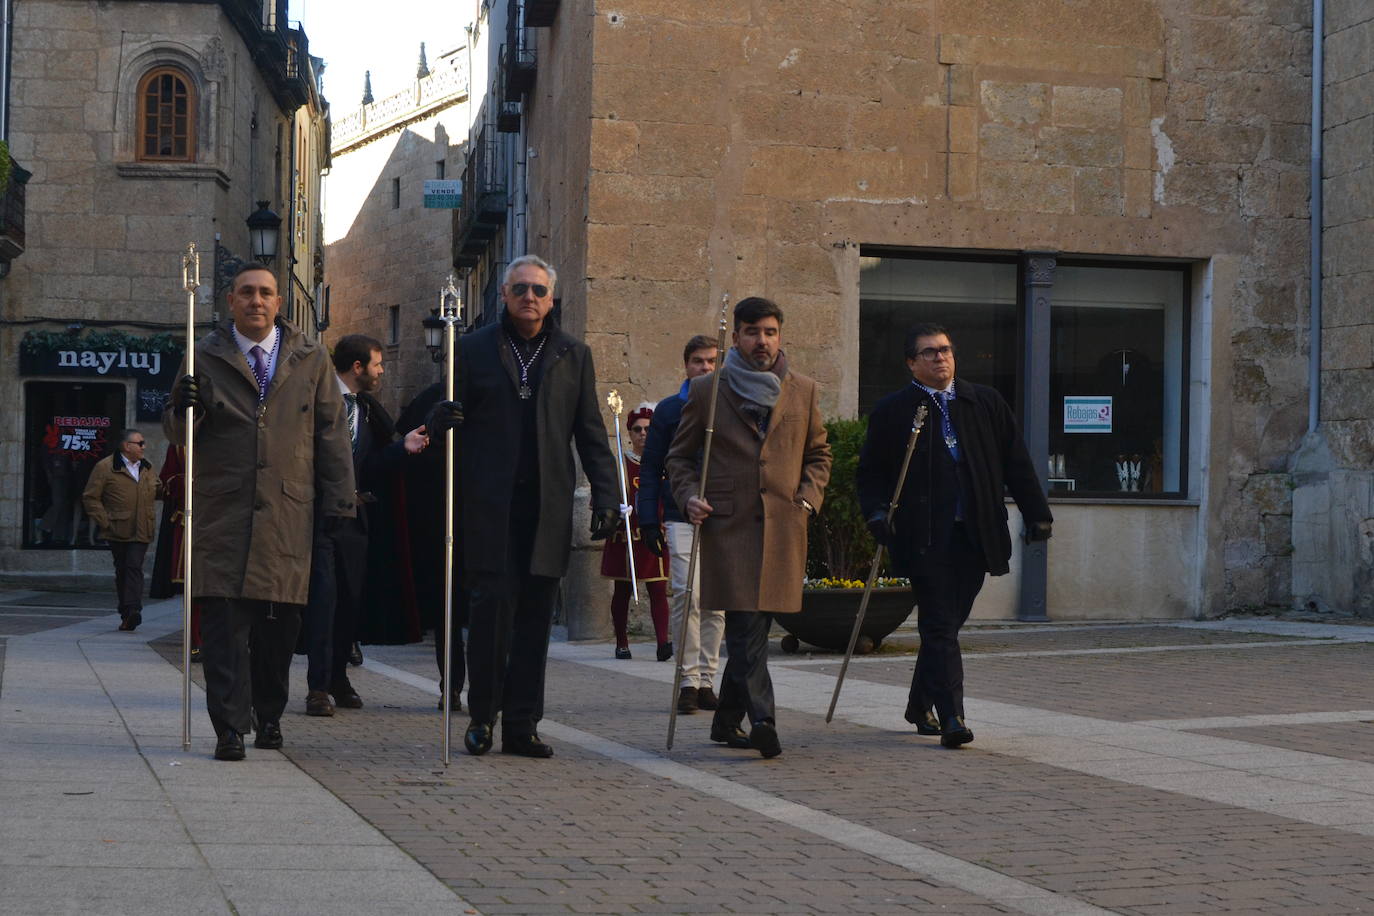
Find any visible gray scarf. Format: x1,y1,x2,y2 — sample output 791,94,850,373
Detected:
726,346,787,435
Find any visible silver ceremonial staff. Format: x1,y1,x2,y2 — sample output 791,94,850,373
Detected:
179,243,199,752
605,390,638,603
666,294,730,751
825,403,928,724
438,274,463,766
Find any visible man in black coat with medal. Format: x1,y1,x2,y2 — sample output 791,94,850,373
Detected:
426,255,620,758
856,324,1052,748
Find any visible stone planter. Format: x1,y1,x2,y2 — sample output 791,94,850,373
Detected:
777,588,914,654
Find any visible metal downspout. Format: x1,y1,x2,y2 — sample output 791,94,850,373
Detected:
1309,0,1323,433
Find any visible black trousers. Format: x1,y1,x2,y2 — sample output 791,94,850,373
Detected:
713,611,776,728
108,540,149,618
200,597,302,736
908,524,987,722
464,520,558,736
302,519,367,693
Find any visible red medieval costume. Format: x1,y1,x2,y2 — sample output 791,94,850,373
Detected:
601,404,671,658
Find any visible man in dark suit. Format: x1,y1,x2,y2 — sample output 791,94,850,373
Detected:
857,323,1053,748
427,254,620,758
301,334,426,716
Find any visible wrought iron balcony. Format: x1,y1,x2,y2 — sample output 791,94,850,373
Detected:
524,0,561,27
496,101,522,133
0,157,31,271
502,43,537,102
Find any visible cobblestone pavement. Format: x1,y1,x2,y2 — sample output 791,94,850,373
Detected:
8,589,1374,914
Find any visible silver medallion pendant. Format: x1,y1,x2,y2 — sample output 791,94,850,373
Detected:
945,434,957,450
519,384,532,400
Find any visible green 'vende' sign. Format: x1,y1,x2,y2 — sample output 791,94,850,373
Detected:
423,179,462,209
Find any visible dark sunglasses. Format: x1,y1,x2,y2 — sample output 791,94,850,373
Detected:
509,282,550,298
128,440,146,446
629,424,650,433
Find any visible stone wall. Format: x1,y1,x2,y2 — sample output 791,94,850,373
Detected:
323,105,468,419
1292,5,1374,616
525,0,1318,619
0,0,323,580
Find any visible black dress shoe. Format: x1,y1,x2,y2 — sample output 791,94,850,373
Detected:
905,703,941,736
677,686,698,714
331,684,363,709
117,616,135,632
657,641,674,662
614,645,632,660
254,721,283,750
190,647,202,664
502,733,554,758
214,729,245,761
696,686,719,710
940,715,974,748
349,641,364,666
709,721,751,749
464,721,493,756
749,720,782,759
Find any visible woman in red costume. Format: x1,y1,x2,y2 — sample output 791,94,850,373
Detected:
601,403,671,659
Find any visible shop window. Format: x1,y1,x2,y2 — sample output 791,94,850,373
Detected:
859,253,1189,499
23,382,126,549
137,68,195,161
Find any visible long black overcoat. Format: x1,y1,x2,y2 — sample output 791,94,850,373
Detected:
856,379,1052,577
456,320,619,578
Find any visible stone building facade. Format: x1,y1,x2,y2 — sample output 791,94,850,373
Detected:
322,48,470,418
1292,6,1374,616
0,0,328,585
465,0,1354,634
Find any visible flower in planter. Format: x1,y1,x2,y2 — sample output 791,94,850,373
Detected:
804,576,910,590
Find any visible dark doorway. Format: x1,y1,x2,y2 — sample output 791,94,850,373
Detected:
23,381,126,549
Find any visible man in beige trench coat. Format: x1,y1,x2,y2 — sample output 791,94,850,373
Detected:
667,297,831,758
164,263,355,761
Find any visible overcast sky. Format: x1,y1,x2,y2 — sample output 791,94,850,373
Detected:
289,0,471,115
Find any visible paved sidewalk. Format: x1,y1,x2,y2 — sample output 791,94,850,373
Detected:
4,588,1374,914
0,596,474,916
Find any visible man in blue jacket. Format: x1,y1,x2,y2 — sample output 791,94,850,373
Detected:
638,334,721,714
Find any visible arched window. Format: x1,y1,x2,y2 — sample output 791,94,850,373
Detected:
137,68,195,162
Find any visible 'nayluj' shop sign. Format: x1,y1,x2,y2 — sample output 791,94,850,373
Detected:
19,331,182,421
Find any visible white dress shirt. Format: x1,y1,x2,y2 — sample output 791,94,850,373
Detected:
121,454,141,481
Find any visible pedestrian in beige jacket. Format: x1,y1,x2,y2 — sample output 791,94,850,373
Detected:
667,296,831,758
81,428,163,631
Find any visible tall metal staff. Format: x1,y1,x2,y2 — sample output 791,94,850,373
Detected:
179,244,200,752
436,274,464,765
666,294,730,750
605,390,638,603
825,403,928,723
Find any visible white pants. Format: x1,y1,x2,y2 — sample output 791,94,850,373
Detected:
666,520,725,689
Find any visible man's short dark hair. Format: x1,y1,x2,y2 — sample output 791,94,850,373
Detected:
904,323,952,360
682,334,717,364
333,334,384,373
229,262,277,293
120,428,143,444
733,296,783,331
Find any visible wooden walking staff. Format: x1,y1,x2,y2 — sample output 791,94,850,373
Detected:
825,403,928,724
666,294,730,750
179,243,200,752
605,390,638,603
438,274,463,766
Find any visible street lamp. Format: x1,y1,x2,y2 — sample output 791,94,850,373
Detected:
422,309,445,362
246,201,281,265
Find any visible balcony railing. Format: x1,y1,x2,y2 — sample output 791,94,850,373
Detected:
332,60,469,151
524,0,561,27
0,157,31,270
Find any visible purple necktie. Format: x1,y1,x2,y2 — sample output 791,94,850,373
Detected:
250,345,269,401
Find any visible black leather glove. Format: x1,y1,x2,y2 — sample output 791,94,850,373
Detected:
640,524,665,557
425,400,464,435
1024,520,1053,543
170,374,209,411
322,515,350,535
589,508,618,541
866,512,892,547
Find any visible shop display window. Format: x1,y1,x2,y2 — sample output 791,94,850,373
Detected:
23,382,126,549
859,252,1189,499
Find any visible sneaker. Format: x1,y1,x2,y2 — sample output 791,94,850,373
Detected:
615,645,632,660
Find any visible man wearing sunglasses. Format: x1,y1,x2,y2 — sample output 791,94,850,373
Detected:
425,254,620,759
856,324,1052,748
82,428,164,632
